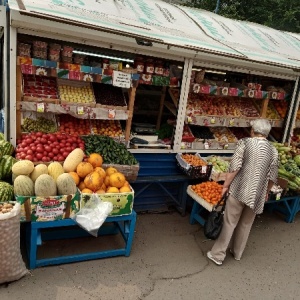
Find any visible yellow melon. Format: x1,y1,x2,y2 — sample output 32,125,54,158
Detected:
106,186,119,193
84,171,103,192
120,186,131,193
106,167,118,176
87,153,103,168
110,172,126,188
94,167,106,179
81,188,93,194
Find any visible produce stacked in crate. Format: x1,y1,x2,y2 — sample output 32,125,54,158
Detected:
236,99,260,117
92,83,127,109
58,114,91,135
273,100,288,119
206,156,230,182
22,75,58,102
21,113,57,133
229,127,250,140
91,119,123,137
190,181,223,206
58,79,95,106
222,98,241,117
210,127,238,149
254,100,280,120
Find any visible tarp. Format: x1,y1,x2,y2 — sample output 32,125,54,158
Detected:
7,0,300,70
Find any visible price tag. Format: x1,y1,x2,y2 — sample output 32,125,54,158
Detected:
36,103,45,113
187,116,193,124
210,117,216,124
201,165,207,174
204,142,209,149
276,193,281,201
108,109,116,119
229,118,235,126
224,144,229,149
77,106,84,115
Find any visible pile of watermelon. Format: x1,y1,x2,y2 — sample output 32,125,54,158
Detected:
0,133,15,202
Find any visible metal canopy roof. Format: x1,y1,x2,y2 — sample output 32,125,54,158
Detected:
7,0,300,70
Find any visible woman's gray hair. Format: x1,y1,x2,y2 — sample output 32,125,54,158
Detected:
250,119,271,137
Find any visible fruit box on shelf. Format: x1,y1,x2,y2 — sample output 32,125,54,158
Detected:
176,153,212,180
186,185,214,212
57,78,96,107
15,192,80,222
102,163,140,182
80,187,134,216
204,155,232,182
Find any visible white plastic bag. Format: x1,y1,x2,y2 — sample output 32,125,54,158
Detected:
72,194,113,237
0,203,28,284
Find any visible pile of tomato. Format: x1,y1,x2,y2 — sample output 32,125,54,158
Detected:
191,181,223,205
15,132,85,162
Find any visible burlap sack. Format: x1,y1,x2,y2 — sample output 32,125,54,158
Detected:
0,203,28,284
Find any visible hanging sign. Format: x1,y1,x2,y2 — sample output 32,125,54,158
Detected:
36,103,45,113
112,71,131,89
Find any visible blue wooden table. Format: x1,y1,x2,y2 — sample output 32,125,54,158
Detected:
26,211,137,269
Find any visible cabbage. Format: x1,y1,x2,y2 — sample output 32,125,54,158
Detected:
293,155,300,166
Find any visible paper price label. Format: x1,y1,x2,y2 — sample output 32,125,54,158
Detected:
229,119,235,126
108,109,116,119
210,117,216,124
201,166,207,174
204,142,209,149
186,116,193,124
36,103,45,113
77,106,84,115
224,144,229,149
276,193,281,200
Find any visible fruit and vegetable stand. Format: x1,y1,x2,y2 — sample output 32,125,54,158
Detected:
1,1,300,277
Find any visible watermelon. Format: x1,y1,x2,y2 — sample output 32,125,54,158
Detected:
0,132,5,140
0,181,14,202
0,155,17,179
0,140,14,156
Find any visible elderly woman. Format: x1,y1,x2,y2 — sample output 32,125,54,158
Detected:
207,119,278,265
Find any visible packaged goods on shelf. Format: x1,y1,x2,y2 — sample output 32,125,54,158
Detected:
18,42,31,57
22,74,59,103
58,79,96,106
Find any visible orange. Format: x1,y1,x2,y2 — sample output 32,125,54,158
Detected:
119,186,131,193
106,167,118,176
81,188,93,194
106,187,119,193
87,153,103,168
69,171,80,186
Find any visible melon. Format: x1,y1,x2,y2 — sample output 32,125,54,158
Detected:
30,164,48,182
56,173,77,195
63,148,84,172
35,174,57,197
12,159,34,176
14,175,34,196
48,162,64,182
0,181,14,201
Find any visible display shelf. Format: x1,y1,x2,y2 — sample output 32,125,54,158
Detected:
191,83,288,100
17,101,130,120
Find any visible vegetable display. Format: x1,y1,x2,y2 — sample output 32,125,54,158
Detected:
82,135,138,165
191,181,223,205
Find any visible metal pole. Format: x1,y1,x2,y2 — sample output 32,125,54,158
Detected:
214,0,221,14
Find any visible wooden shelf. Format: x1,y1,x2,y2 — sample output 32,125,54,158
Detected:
164,101,177,116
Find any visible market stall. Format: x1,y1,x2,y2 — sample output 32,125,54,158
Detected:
1,1,300,275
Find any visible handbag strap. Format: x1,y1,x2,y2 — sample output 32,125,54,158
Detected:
214,192,228,212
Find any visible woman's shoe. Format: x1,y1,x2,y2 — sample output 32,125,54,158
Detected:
229,249,241,261
207,251,223,266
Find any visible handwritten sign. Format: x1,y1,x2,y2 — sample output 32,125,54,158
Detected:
36,103,45,113
112,71,131,89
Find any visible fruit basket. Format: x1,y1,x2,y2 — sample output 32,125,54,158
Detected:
58,78,96,106
22,74,59,103
92,82,127,110
176,153,212,179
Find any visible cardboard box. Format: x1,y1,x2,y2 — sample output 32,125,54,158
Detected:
81,188,134,216
16,193,80,222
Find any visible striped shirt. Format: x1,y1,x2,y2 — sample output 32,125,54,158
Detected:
229,137,278,214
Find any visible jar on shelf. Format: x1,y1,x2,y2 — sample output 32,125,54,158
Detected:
134,56,145,73
154,60,164,76
145,58,155,75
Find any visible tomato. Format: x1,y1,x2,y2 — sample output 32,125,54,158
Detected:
49,134,56,142
25,138,33,144
53,156,58,161
20,153,26,159
26,149,33,155
36,132,43,137
65,142,71,147
48,152,54,159
17,139,22,144
42,156,49,162
36,146,44,153
42,134,48,139
66,146,72,152
33,157,38,162
25,155,33,161
40,138,47,144
57,155,64,161
44,145,52,152
62,151,69,158
36,153,43,160
23,146,30,152
30,145,37,152
53,141,59,146
52,148,59,155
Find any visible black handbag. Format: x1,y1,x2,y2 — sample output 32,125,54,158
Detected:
204,193,228,240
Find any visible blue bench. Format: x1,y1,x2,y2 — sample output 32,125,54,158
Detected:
26,211,137,269
131,153,191,216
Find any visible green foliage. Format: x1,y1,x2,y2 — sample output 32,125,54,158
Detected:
186,0,300,33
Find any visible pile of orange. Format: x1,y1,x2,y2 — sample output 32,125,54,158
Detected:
68,153,131,194
181,154,207,167
191,181,223,205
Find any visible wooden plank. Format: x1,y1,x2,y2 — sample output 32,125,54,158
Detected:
260,98,269,118
156,86,167,130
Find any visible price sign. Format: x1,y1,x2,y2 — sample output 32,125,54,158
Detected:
210,117,216,124
224,144,229,149
276,193,281,201
77,106,84,115
186,116,193,124
229,118,235,126
204,142,209,149
108,109,116,119
112,71,131,89
201,166,207,174
36,103,45,113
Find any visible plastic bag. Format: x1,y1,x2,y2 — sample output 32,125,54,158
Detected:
72,194,113,237
0,203,28,284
